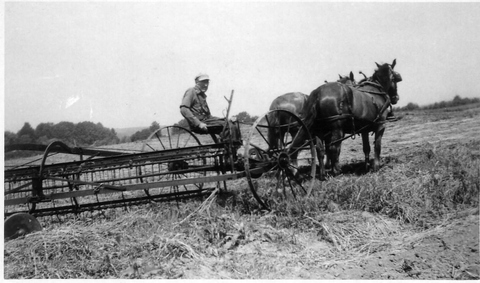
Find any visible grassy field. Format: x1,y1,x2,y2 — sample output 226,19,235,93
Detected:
4,104,480,279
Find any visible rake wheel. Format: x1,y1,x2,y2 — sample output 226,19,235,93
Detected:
244,110,317,210
140,125,225,203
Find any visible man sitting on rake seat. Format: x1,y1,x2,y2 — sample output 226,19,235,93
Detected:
180,73,242,160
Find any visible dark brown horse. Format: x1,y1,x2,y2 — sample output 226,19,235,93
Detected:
267,72,356,149
298,60,402,179
267,92,309,150
266,73,356,180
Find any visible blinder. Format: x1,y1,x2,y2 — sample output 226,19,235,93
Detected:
393,71,402,82
390,94,400,104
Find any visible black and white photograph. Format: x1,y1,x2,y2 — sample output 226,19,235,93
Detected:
3,1,479,279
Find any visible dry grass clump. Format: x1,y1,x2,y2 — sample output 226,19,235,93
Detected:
314,211,405,256
5,225,118,278
264,141,479,229
4,203,204,279
191,140,479,234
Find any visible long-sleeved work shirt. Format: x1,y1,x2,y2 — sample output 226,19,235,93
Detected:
180,85,212,128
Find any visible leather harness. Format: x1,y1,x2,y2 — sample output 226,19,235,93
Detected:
316,80,393,146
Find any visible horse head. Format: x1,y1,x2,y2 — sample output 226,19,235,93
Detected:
373,59,401,105
337,71,356,86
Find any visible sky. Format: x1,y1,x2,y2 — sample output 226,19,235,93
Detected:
3,1,480,133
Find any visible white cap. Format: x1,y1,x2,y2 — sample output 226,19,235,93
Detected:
195,73,209,81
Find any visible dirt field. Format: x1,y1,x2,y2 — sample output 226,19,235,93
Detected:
4,104,480,279
315,105,480,279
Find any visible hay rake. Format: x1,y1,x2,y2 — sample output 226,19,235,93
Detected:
4,103,318,237
5,140,229,217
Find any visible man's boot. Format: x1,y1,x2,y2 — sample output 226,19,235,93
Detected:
386,106,398,121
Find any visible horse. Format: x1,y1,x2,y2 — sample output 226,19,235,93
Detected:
267,92,308,150
267,72,357,179
267,72,356,149
296,60,402,180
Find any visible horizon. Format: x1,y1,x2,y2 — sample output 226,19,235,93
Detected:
7,94,477,134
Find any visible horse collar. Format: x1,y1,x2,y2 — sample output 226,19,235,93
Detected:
355,81,388,96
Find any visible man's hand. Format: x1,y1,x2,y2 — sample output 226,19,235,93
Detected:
199,122,208,132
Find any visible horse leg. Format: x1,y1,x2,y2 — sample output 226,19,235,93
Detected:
361,132,371,172
267,125,280,150
324,148,331,170
315,136,326,180
329,130,343,176
324,135,332,172
289,129,299,175
372,126,385,171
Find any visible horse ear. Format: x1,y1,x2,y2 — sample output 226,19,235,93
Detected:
392,59,396,69
375,62,381,68
338,74,342,79
349,71,354,80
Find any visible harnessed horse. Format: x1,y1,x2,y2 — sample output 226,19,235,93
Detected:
298,60,402,179
267,72,356,149
266,73,356,179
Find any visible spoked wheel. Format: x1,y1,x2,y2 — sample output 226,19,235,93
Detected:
140,125,224,202
36,141,77,215
142,125,203,151
244,110,317,210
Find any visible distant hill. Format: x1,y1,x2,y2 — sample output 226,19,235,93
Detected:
114,127,147,139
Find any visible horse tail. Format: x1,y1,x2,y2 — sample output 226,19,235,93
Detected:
302,87,320,131
266,107,281,149
288,86,321,158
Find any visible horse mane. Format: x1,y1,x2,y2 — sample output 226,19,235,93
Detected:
369,62,394,92
372,63,390,80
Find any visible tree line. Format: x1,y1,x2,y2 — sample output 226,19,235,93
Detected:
5,111,273,148
124,122,160,143
5,121,120,147
5,95,476,149
394,95,480,111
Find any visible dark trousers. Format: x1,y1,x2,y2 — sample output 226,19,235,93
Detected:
191,117,241,143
